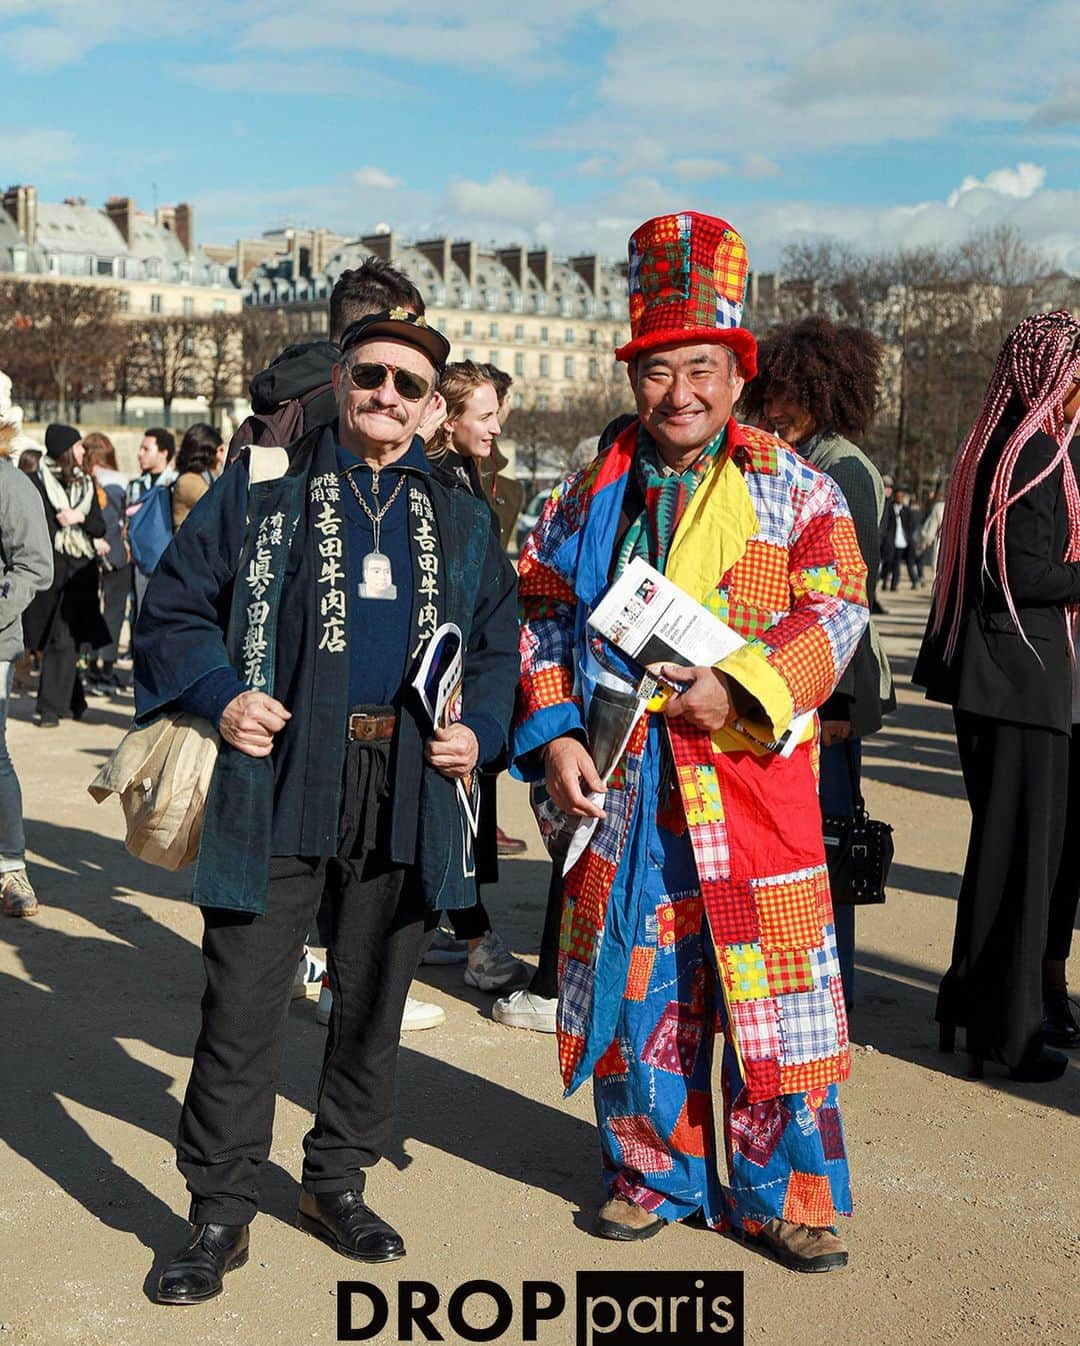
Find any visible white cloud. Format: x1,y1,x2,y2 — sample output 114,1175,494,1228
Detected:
177,59,402,97
0,127,78,175
444,174,554,226
5,24,83,70
1028,72,1080,129
672,159,732,182
947,162,1047,207
352,167,401,191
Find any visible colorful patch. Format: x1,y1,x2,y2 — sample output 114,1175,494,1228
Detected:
763,948,815,996
728,1098,788,1168
713,228,749,307
668,1090,714,1159
808,925,841,987
779,1054,851,1096
829,976,849,1052
670,896,705,944
625,946,655,1001
608,1114,674,1175
677,762,725,826
704,591,773,640
518,663,576,717
767,623,835,713
641,1001,704,1076
727,540,790,611
817,1106,846,1162
755,874,823,951
777,988,837,1065
595,1038,630,1080
559,957,592,1038
724,943,769,1001
729,997,782,1061
703,878,760,944
741,1055,782,1100
782,1171,836,1228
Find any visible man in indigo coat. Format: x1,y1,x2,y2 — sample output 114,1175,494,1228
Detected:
135,309,519,1305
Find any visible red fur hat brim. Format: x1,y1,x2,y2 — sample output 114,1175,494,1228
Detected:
615,326,757,380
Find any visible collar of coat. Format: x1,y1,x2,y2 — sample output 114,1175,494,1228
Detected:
282,419,476,498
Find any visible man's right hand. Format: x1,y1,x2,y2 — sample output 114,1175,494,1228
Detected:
219,691,291,758
543,736,606,819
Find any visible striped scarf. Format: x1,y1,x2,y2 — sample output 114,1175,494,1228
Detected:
616,425,727,576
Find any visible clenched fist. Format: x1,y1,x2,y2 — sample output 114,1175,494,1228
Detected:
219,690,291,758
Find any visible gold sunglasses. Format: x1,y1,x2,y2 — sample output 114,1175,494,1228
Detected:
345,361,430,402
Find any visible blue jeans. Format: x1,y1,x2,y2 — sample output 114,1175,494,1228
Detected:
0,661,26,872
819,739,860,1009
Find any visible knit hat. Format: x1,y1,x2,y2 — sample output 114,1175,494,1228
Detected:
615,210,757,378
45,422,81,460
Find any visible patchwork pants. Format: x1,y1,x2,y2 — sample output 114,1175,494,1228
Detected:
592,817,852,1234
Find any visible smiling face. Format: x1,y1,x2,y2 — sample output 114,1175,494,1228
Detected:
630,342,744,467
332,337,436,464
448,382,502,461
761,381,818,447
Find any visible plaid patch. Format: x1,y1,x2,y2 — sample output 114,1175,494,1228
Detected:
760,606,819,652
790,511,836,569
609,1114,674,1175
559,957,592,1037
764,948,815,995
818,1106,846,1162
687,817,730,884
741,1055,782,1100
703,878,760,944
798,565,842,597
518,663,576,716
755,874,823,950
730,997,782,1060
780,1053,851,1095
625,945,655,1000
725,943,770,1001
704,591,773,639
641,1001,704,1076
639,240,690,305
783,1171,836,1228
518,561,576,603
713,229,749,305
777,988,836,1065
830,513,866,577
715,293,742,329
671,895,705,943
668,1091,714,1158
678,762,725,825
808,924,841,987
734,424,781,475
591,783,632,864
727,540,790,610
767,623,836,716
830,975,849,1052
578,852,616,925
557,1030,585,1086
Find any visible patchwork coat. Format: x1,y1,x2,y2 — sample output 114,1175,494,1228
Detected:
511,419,869,1104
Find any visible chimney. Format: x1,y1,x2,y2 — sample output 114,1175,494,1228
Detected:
451,240,477,287
415,237,452,281
105,195,135,246
569,254,601,297
360,230,394,261
527,248,553,293
2,184,37,248
312,228,329,277
496,245,527,287
175,202,195,256
155,205,177,234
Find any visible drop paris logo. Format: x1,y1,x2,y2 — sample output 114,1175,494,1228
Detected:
336,1271,744,1344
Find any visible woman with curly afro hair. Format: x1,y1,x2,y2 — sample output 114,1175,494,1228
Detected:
742,315,894,1012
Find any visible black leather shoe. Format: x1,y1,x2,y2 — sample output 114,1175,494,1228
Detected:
156,1222,249,1305
297,1190,405,1262
1043,990,1080,1049
968,1044,1068,1083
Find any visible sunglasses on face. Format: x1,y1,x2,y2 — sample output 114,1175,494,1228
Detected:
345,361,430,402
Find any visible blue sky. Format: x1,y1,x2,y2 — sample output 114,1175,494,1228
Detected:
4,1,1080,270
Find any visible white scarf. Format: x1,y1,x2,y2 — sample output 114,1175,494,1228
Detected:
41,461,97,559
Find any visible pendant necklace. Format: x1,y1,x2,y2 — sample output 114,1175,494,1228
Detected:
344,465,405,600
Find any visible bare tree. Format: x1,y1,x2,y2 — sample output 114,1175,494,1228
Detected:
198,312,244,411
131,317,199,425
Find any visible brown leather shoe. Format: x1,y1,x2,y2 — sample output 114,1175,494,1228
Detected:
495,826,528,856
595,1193,664,1241
742,1217,848,1272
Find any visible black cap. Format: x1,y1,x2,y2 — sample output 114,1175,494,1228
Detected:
45,423,81,460
339,308,451,374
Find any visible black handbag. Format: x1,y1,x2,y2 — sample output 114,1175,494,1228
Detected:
822,741,894,906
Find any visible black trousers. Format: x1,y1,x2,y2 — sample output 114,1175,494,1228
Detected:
940,710,1068,1066
98,564,131,665
528,865,564,1001
1047,730,1080,963
37,598,79,718
177,742,436,1225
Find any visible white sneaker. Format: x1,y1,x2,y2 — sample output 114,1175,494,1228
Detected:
292,947,326,999
315,975,332,1025
492,988,557,1033
420,927,468,965
401,996,446,1031
464,930,532,992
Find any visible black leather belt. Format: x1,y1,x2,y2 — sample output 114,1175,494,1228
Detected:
347,711,396,742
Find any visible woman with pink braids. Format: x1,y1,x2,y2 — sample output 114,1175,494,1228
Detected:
914,311,1080,1083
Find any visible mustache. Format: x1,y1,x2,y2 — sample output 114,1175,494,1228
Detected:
353,402,408,423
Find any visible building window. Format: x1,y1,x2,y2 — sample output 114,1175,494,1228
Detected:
514,353,525,376
212,298,226,314
539,326,549,344
537,393,549,411
513,392,524,409
183,334,196,355
463,319,473,336
488,350,499,366
564,357,575,379
560,298,572,317
182,297,194,317
117,291,130,313
464,349,474,361
96,257,114,276
436,318,448,334
489,321,499,338
588,357,599,381
564,328,575,344
539,355,550,378
533,293,547,314
150,293,162,314
589,329,599,346
514,323,525,341
11,247,26,274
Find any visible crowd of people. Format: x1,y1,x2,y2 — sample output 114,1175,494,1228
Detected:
0,211,1077,1307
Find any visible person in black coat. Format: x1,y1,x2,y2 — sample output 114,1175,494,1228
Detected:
914,311,1080,1082
23,424,110,726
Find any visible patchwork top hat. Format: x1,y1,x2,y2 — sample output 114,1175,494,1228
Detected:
615,210,757,378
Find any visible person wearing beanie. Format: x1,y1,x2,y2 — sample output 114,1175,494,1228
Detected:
511,211,868,1271
22,422,110,726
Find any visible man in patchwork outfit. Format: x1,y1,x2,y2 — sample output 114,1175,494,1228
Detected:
511,211,868,1272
